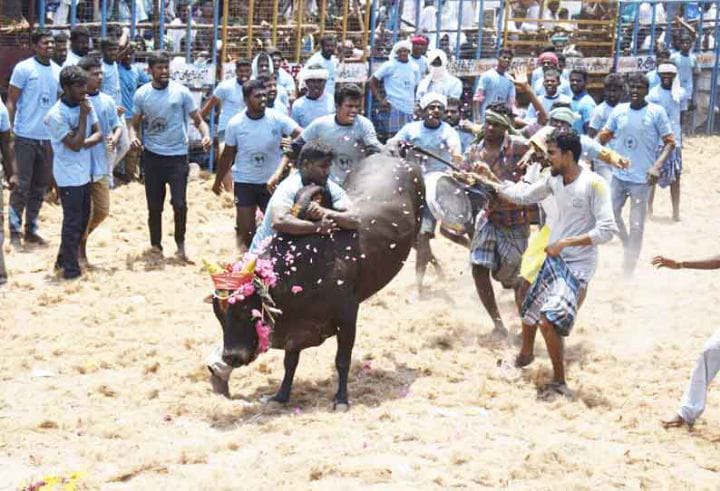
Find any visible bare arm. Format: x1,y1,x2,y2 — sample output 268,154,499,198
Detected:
272,210,339,236
323,207,360,230
652,255,720,270
212,144,237,194
596,128,613,145
0,130,17,189
648,135,675,183
369,76,389,108
200,95,220,120
83,122,104,149
190,109,211,151
62,106,90,152
128,113,144,150
6,85,21,129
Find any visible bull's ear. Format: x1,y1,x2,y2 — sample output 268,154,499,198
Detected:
212,296,229,326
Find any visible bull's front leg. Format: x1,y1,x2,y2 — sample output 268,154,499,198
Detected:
270,350,300,404
334,302,359,411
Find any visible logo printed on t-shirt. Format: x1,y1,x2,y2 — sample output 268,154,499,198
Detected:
252,153,267,167
148,117,167,134
623,135,637,150
337,154,352,171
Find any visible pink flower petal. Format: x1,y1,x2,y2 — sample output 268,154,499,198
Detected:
291,285,303,294
251,309,262,319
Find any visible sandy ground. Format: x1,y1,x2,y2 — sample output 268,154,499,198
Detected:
1,136,720,490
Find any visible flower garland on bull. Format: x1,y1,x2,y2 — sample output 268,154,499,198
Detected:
203,254,282,355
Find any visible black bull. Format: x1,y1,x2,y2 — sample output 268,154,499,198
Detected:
212,154,425,408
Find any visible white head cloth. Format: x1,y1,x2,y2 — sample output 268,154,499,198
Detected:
419,92,447,109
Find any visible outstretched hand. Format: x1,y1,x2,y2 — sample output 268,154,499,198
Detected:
651,256,681,269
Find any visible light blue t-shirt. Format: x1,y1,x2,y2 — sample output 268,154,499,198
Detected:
134,81,197,156
101,60,122,107
531,66,570,87
603,102,673,184
45,100,98,187
300,114,382,185
291,93,335,127
305,51,338,97
647,85,682,142
225,109,299,184
571,92,597,134
373,59,421,115
88,92,121,179
411,55,428,76
388,121,461,174
526,93,571,122
416,74,463,101
119,63,150,118
9,57,61,139
250,170,351,254
475,68,516,119
270,86,291,115
670,51,698,110
589,101,616,134
276,67,296,97
0,101,10,132
213,78,246,133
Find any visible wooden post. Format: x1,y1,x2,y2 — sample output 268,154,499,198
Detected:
221,0,230,64
294,0,304,63
272,0,279,45
247,0,255,57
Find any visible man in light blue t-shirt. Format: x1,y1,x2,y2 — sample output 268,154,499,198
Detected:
77,55,123,265
6,30,61,247
45,66,103,280
100,37,122,107
305,36,339,97
568,68,597,134
525,69,571,123
598,72,675,275
369,40,421,138
291,65,335,128
284,84,382,186
212,79,302,251
473,49,517,121
588,73,626,183
129,51,211,260
0,100,18,285
387,92,462,296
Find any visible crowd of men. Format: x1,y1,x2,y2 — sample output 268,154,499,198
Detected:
0,24,716,419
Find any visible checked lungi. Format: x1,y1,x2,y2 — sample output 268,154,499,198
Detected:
470,219,529,289
521,255,586,336
657,145,682,188
386,105,414,136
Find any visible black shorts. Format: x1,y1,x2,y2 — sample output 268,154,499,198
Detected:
234,182,271,211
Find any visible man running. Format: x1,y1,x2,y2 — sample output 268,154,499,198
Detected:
6,30,61,248
212,79,301,251
653,254,720,429
129,51,211,260
597,72,674,275
479,130,616,398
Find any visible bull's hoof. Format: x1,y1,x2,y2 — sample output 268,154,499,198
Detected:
266,393,290,405
208,370,230,398
333,401,350,412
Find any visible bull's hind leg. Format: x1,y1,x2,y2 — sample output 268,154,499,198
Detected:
270,350,300,404
334,302,359,411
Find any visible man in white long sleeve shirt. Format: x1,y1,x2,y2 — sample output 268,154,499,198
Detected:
480,130,617,399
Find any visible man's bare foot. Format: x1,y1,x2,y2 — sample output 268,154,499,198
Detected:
661,413,689,429
538,381,574,401
209,369,230,398
515,352,535,368
490,320,508,339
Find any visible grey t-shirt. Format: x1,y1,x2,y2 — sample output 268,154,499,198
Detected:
499,168,617,281
299,114,382,185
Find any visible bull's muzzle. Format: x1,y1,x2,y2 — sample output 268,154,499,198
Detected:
222,348,254,367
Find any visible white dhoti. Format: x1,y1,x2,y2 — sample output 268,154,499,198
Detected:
678,329,720,424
